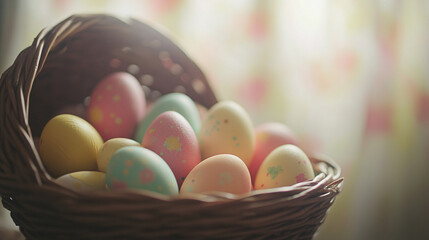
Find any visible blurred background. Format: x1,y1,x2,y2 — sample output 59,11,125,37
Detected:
1,0,428,239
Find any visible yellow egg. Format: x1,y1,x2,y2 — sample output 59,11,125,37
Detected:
55,171,106,192
254,144,314,190
39,114,104,177
198,101,255,166
97,138,140,172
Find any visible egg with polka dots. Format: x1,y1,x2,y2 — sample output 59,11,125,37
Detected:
180,154,252,195
106,146,178,196
87,72,146,141
142,111,201,187
254,144,315,190
198,101,255,166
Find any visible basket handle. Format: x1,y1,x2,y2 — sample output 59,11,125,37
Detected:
0,14,218,190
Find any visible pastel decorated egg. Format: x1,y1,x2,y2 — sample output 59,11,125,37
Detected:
180,154,252,195
106,146,178,196
39,114,104,178
249,122,298,183
134,93,200,142
97,138,140,172
87,72,146,141
198,101,255,166
254,144,314,190
55,171,106,192
142,111,201,187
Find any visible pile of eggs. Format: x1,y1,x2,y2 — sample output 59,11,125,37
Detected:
38,72,315,196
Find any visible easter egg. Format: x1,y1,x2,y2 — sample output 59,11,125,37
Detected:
249,122,298,183
39,114,104,178
254,145,314,190
106,146,178,196
142,111,201,187
134,93,200,142
55,171,106,192
180,154,252,195
87,72,146,141
198,101,255,166
97,138,140,172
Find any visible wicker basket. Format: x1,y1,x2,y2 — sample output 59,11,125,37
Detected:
0,14,343,240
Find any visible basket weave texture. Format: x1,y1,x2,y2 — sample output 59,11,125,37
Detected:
0,14,343,240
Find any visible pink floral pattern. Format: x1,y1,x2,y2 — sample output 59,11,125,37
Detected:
140,169,155,184
295,174,307,183
111,180,128,190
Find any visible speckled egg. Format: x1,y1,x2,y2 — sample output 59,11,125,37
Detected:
180,154,252,195
142,111,200,187
254,144,314,190
249,122,298,183
97,138,140,172
39,114,104,178
55,171,106,192
87,72,146,141
198,101,255,166
134,93,200,142
106,146,178,196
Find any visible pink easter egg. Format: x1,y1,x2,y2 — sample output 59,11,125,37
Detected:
87,72,146,140
142,111,201,187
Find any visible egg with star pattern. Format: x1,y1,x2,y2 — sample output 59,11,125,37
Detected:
87,72,146,141
254,144,315,190
142,111,201,187
248,122,298,184
134,93,201,142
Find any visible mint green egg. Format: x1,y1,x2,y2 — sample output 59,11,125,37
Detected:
106,146,178,196
134,93,201,142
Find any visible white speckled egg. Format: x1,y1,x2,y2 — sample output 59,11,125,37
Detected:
198,101,255,166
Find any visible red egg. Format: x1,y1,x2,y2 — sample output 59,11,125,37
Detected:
249,122,297,184
87,72,146,141
142,111,201,187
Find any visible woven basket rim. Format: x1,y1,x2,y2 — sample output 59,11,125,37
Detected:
4,154,342,203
